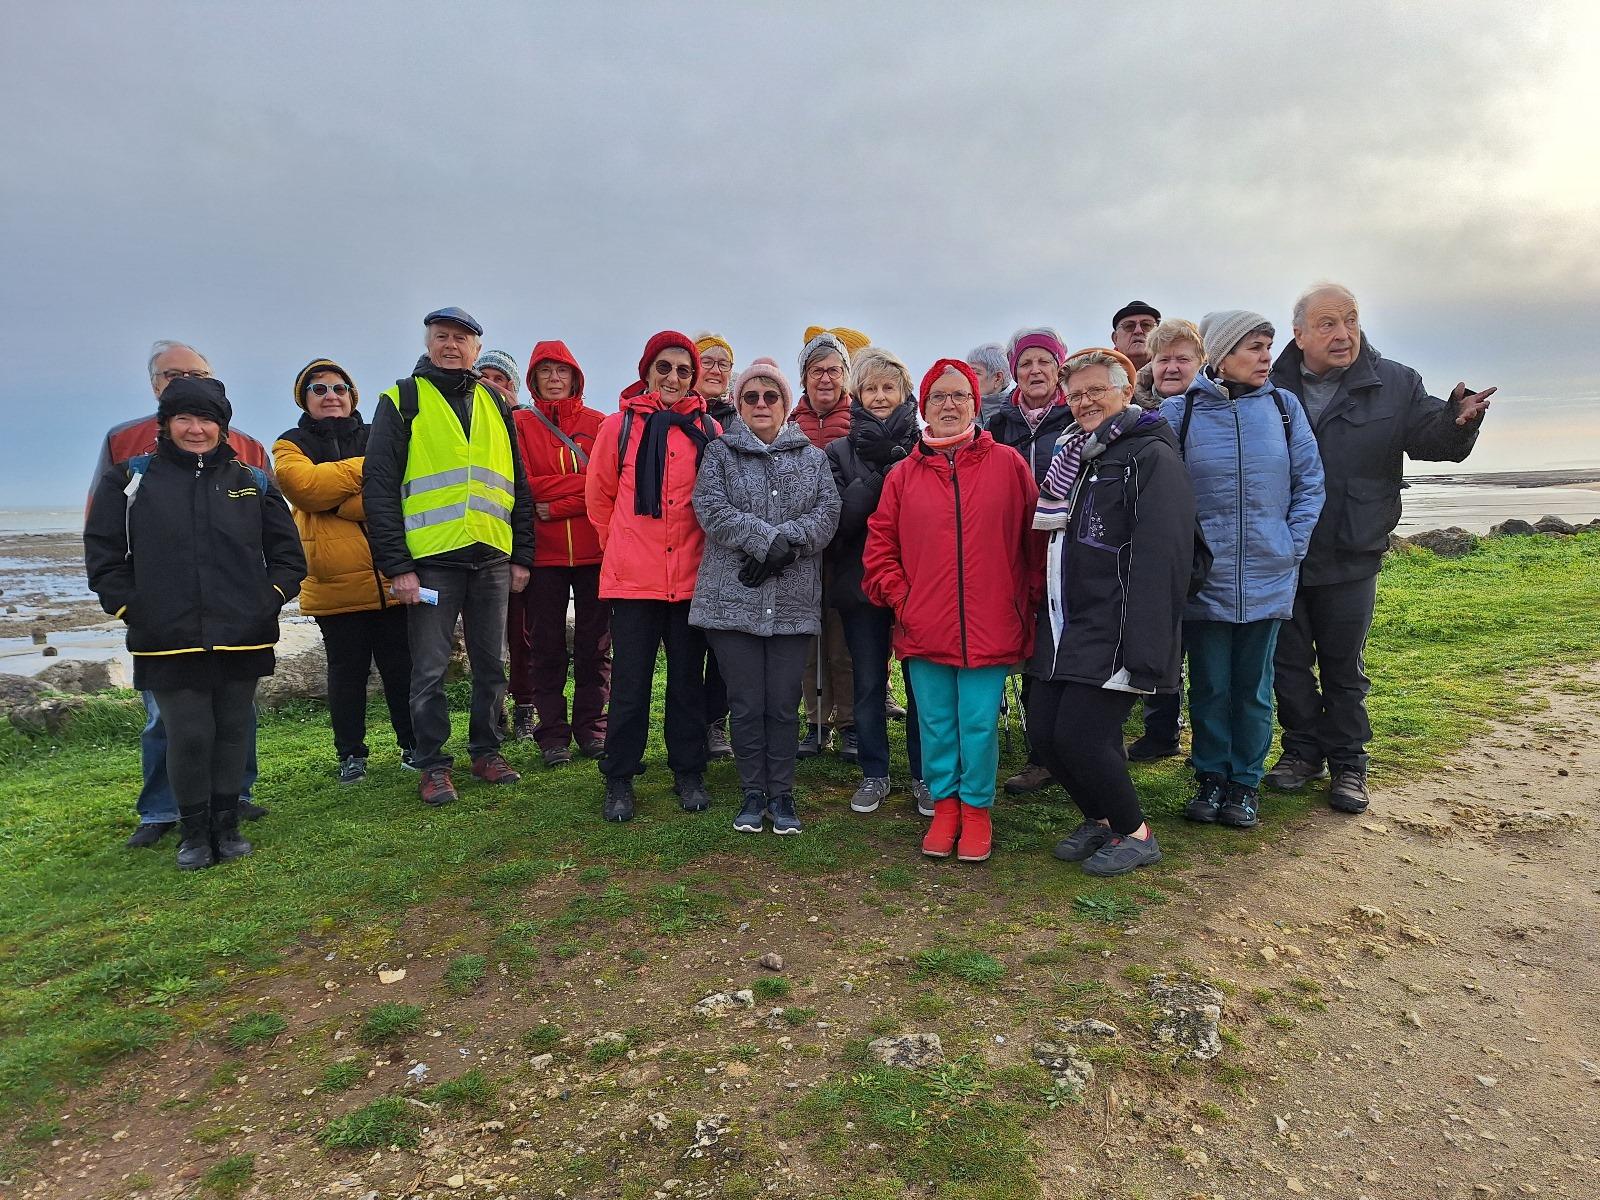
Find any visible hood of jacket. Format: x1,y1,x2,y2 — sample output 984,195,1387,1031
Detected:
524,339,587,402
618,381,708,417
719,419,813,457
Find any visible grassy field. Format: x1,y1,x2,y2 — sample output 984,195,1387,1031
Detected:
1,532,1598,1197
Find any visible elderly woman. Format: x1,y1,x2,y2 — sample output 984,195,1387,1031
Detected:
987,327,1075,798
273,359,414,784
586,331,721,822
691,358,840,833
791,329,858,761
1126,318,1207,762
694,332,737,762
86,377,306,869
1163,312,1324,829
863,359,1038,863
1028,351,1195,876
828,347,929,816
475,349,521,401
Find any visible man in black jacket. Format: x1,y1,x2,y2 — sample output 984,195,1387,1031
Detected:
1265,283,1494,813
364,307,535,807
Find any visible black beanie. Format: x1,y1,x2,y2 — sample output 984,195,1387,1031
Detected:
158,375,233,430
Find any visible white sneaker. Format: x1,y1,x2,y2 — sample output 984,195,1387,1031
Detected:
850,776,891,813
910,778,935,818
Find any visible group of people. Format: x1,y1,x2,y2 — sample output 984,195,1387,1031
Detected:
86,285,1493,876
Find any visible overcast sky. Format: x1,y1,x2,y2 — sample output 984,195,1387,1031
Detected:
3,0,1598,507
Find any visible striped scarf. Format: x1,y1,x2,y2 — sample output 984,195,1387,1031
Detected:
1032,405,1147,531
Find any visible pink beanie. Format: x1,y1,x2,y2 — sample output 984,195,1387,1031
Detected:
731,357,794,410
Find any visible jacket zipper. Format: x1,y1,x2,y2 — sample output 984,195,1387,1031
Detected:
952,457,969,666
564,445,576,566
1233,400,1244,620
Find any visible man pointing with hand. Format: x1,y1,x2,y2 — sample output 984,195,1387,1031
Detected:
365,306,534,807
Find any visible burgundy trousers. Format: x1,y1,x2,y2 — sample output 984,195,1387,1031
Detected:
507,564,611,750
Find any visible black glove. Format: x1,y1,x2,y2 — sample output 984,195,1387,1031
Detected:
737,553,769,588
764,534,797,573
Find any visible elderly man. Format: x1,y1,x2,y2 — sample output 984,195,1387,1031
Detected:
1266,283,1494,813
364,307,535,807
1111,301,1161,371
966,343,1015,428
92,340,272,848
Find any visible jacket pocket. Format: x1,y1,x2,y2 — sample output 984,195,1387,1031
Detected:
1339,476,1401,554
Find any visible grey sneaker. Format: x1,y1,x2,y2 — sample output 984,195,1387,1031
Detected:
910,778,935,818
769,792,802,835
337,755,368,785
1052,820,1114,862
1328,769,1370,814
706,720,734,761
1264,752,1328,791
1081,830,1163,877
733,790,766,833
850,776,891,813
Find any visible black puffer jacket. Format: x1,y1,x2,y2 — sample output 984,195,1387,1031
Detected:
362,357,534,577
825,402,920,610
987,397,1076,485
1271,336,1481,586
84,438,306,663
1028,416,1194,693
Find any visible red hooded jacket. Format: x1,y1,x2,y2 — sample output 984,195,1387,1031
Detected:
514,340,604,567
586,384,721,603
862,360,1041,668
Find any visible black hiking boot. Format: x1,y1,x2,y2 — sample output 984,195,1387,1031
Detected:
1217,782,1261,829
211,794,253,862
1183,774,1227,823
674,772,711,813
603,777,636,823
176,804,214,871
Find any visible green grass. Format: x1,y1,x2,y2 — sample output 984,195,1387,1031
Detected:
315,1096,422,1150
224,1011,287,1051
753,976,791,1001
358,1002,424,1046
422,1068,494,1112
198,1153,255,1197
2,532,1599,1188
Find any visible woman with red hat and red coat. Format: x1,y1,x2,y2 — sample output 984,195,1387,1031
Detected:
862,359,1041,863
585,331,722,823
510,341,610,767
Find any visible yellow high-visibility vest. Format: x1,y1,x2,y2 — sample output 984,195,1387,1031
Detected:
389,378,515,559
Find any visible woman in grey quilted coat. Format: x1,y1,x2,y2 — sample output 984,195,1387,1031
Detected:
691,357,841,835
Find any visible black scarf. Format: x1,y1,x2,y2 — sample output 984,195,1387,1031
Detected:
848,401,919,469
633,408,711,518
293,411,367,464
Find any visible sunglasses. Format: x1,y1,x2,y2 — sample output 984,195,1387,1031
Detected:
652,361,694,380
740,389,783,408
307,382,350,397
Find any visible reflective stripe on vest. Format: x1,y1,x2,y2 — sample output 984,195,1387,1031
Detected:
392,378,515,558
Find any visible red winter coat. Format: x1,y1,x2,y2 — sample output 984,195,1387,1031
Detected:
585,387,721,602
515,341,604,567
862,431,1041,668
788,395,852,449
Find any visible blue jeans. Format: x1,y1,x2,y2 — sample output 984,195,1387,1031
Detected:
1185,618,1281,788
137,690,259,824
905,659,1009,809
838,605,922,780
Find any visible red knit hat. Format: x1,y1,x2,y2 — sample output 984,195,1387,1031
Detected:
917,358,983,418
637,330,701,391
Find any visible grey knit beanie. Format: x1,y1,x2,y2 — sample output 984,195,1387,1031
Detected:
798,330,851,381
1199,310,1274,366
475,349,520,392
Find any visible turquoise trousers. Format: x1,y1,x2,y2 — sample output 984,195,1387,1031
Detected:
905,659,1010,809
1184,618,1281,788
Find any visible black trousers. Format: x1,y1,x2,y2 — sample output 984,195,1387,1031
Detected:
1029,679,1144,835
704,643,730,728
704,629,809,797
601,599,707,780
316,607,414,760
150,679,258,819
1273,573,1379,773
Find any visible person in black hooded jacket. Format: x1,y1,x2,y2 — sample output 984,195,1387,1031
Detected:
85,376,306,871
826,347,928,817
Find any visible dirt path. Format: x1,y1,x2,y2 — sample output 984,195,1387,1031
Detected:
1043,673,1600,1199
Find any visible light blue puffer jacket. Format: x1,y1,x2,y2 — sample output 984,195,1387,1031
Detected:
1160,374,1325,623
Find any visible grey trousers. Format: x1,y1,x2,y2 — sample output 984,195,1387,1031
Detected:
408,561,510,771
705,629,810,798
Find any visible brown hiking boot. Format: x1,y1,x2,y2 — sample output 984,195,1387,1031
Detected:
471,753,521,785
1003,763,1053,795
512,704,538,741
419,766,457,807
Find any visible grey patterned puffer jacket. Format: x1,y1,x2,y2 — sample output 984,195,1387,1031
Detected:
690,420,841,637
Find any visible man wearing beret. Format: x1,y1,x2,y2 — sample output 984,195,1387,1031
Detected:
1111,301,1161,372
364,307,535,807
1266,282,1494,813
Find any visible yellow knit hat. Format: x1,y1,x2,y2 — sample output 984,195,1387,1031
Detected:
803,325,871,357
695,332,734,362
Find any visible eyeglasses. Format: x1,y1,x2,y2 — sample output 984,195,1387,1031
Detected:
699,356,732,372
1116,319,1157,333
807,365,844,381
926,390,972,407
653,361,694,380
1065,385,1116,406
159,368,211,382
307,382,350,397
740,389,782,408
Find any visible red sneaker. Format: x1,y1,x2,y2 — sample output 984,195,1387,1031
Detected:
419,766,457,807
921,798,960,858
471,753,521,785
956,804,992,863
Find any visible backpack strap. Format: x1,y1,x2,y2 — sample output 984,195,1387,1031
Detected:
616,409,635,475
1177,398,1194,457
1177,392,1291,458
396,376,420,422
